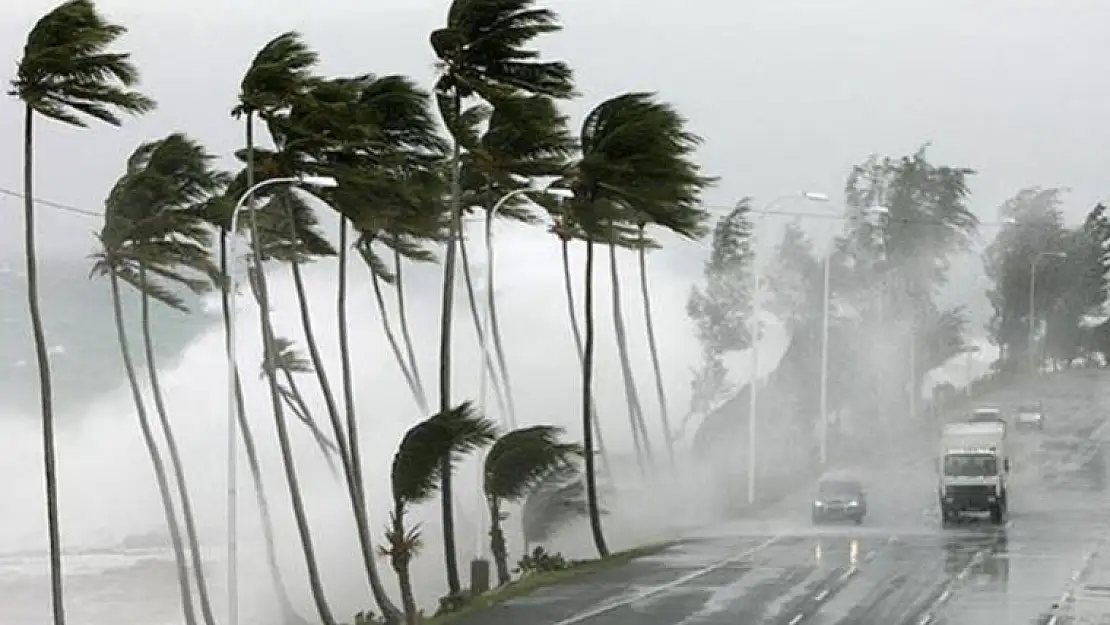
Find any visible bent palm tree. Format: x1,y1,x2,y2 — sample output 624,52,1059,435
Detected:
234,31,340,625
430,0,576,593
483,426,582,584
558,93,715,557
10,3,155,621
384,402,497,624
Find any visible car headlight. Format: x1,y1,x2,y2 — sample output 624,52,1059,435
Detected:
814,501,825,507
847,501,859,506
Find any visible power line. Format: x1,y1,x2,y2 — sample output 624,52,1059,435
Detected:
0,184,1020,230
0,186,103,218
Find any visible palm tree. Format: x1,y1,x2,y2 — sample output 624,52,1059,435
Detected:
196,187,308,624
10,4,155,621
384,402,498,624
233,32,339,625
259,336,341,470
558,92,715,557
430,0,576,593
483,425,582,584
91,134,224,625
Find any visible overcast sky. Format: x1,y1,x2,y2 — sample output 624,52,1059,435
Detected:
2,0,1108,264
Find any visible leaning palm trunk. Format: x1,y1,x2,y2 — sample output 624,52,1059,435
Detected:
337,219,401,621
246,114,338,625
559,238,611,479
217,230,301,621
138,265,217,625
393,248,427,411
636,226,676,469
437,123,464,595
581,238,610,557
283,201,402,623
109,269,198,625
369,262,425,412
482,211,519,427
22,106,65,625
457,232,511,422
608,240,654,475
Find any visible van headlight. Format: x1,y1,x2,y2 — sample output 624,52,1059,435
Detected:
847,501,859,507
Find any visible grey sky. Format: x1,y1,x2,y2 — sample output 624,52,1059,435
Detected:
2,0,1108,263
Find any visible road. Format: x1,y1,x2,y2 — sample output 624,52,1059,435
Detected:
458,370,1110,625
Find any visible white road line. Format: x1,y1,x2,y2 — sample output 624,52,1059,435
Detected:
1045,540,1103,625
815,589,829,601
915,550,984,624
788,614,804,625
549,536,782,625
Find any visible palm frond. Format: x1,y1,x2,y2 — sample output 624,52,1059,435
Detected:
484,425,582,501
391,401,497,505
235,31,319,118
521,465,596,545
260,336,314,377
12,0,155,127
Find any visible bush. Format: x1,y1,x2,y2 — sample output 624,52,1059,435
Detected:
515,546,572,575
434,590,473,617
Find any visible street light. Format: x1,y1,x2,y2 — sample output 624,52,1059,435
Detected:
1029,251,1067,373
747,191,829,505
224,173,337,625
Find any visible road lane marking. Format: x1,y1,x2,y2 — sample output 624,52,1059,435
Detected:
549,535,782,625
914,549,985,625
1045,541,1103,625
814,589,829,601
783,536,894,625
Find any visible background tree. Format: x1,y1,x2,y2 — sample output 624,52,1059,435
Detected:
10,3,155,620
429,0,575,593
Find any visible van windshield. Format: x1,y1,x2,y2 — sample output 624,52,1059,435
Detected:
819,480,860,495
944,453,998,477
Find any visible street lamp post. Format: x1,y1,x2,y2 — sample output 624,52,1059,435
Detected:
965,344,982,392
224,174,337,625
1028,251,1067,373
747,191,828,505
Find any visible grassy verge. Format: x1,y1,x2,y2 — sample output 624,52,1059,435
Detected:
424,541,677,625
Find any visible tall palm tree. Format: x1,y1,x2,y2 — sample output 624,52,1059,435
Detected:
10,4,155,621
384,402,497,624
430,0,575,593
91,134,224,625
197,188,309,624
233,32,339,625
483,426,581,584
558,92,715,557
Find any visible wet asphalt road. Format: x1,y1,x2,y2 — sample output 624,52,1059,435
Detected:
460,371,1110,625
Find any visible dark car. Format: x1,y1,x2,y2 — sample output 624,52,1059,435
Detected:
812,474,867,524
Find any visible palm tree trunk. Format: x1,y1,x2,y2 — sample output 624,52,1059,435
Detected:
559,238,611,480
246,114,338,625
608,239,654,475
488,500,511,586
438,102,464,595
390,506,419,625
393,248,427,412
457,232,510,422
23,106,65,625
482,211,519,428
338,218,403,623
109,270,198,625
582,238,610,557
138,266,217,625
636,227,675,469
368,258,424,412
218,230,301,621
283,198,402,623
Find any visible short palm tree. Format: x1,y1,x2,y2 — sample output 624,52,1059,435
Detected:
557,92,715,557
384,402,497,624
430,0,576,594
10,3,155,621
91,134,224,625
483,425,582,584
